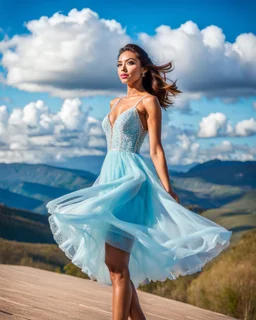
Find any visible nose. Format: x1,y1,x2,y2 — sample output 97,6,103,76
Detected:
121,64,127,72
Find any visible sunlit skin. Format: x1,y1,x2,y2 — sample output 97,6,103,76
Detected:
105,50,180,320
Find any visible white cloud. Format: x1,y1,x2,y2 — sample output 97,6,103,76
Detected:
0,10,255,101
162,126,255,165
172,92,202,114
197,112,256,138
0,105,8,135
0,8,130,98
199,140,255,162
0,98,107,163
139,21,256,100
173,133,200,164
235,118,256,136
0,9,255,166
0,97,255,165
58,98,86,130
155,116,201,165
197,112,232,137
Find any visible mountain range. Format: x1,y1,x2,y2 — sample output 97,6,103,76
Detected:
0,159,255,215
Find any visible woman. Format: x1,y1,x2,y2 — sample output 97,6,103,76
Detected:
46,43,232,320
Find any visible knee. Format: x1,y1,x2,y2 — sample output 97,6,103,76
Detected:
109,266,130,284
104,242,131,284
105,260,130,283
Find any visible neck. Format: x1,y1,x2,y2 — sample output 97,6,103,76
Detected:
126,85,147,98
125,92,148,98
125,94,143,98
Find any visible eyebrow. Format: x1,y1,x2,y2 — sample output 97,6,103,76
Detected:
117,58,136,62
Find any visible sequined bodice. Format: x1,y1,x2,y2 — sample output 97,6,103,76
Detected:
101,96,148,154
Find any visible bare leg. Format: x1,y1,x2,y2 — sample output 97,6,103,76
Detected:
105,242,132,320
128,280,146,320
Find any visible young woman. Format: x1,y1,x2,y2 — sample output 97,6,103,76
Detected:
46,43,232,320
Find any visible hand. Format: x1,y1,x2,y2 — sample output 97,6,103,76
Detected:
167,189,181,204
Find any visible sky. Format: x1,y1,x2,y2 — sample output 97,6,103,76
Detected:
0,0,255,166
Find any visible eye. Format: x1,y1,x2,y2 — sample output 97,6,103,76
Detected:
116,61,135,67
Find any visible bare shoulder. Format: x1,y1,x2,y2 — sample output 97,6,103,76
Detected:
143,94,159,104
110,97,122,110
142,94,161,114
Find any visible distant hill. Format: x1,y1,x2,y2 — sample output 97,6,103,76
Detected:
0,187,43,210
0,203,54,243
0,163,97,214
0,195,233,245
168,162,200,173
0,163,97,188
171,176,243,209
46,155,107,175
178,159,256,187
201,189,256,242
3,186,254,246
0,159,254,214
46,155,199,175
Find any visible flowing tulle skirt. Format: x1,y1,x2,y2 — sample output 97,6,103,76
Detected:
46,150,232,289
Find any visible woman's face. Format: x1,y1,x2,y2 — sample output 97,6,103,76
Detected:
117,51,144,83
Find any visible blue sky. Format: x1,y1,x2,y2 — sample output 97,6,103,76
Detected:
0,0,255,166
1,0,255,41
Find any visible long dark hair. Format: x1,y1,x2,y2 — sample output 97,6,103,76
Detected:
117,43,182,110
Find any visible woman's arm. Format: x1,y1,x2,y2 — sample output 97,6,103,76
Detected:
144,95,180,203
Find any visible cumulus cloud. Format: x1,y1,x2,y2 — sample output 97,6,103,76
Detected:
162,126,255,164
59,98,86,131
139,21,256,100
0,98,107,163
197,112,232,137
167,133,200,165
235,118,256,136
0,97,255,165
0,105,8,135
0,9,255,165
0,9,255,101
0,8,130,98
171,92,202,115
199,140,255,162
197,112,256,138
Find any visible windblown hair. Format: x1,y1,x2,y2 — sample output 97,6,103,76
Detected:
117,43,182,110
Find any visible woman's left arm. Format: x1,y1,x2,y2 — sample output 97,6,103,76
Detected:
145,96,180,203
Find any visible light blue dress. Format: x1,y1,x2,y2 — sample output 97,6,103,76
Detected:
46,95,232,289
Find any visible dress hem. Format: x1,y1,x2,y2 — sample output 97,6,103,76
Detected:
48,213,232,288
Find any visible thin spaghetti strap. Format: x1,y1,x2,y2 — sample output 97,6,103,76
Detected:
134,95,150,108
111,97,123,112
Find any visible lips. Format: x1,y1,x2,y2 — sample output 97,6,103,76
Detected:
121,74,129,78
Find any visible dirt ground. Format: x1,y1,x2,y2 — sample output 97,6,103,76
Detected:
0,265,236,320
